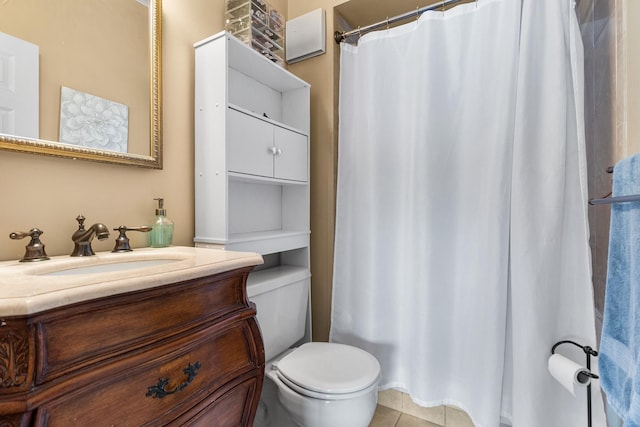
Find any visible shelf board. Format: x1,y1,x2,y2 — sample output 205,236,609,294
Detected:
195,31,309,93
230,230,308,243
195,230,310,255
228,171,308,185
226,33,308,91
228,104,308,136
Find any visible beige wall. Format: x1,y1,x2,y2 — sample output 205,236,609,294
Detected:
287,1,340,341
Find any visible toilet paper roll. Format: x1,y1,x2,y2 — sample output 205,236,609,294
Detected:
547,353,592,396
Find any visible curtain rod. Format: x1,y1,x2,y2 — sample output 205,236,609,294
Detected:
334,0,472,44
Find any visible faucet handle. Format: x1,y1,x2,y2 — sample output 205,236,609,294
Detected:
112,225,152,253
10,228,50,262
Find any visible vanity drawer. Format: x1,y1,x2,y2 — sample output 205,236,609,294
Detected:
34,269,252,384
167,376,261,426
36,319,263,426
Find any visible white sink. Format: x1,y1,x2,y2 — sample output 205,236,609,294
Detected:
42,259,180,276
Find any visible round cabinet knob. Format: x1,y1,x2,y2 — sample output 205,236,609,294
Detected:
269,146,277,155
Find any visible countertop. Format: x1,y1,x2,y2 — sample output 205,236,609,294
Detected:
0,246,263,316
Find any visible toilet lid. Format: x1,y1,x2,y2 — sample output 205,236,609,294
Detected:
275,342,381,395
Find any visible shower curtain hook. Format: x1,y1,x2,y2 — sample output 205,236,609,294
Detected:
442,0,446,16
415,6,420,23
386,16,390,31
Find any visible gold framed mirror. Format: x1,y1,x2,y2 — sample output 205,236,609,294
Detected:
0,0,162,169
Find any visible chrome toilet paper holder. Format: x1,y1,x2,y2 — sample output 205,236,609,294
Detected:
551,340,599,427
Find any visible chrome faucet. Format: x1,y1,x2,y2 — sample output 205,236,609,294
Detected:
71,215,110,257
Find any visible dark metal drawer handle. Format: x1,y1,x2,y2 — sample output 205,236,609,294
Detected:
145,361,202,399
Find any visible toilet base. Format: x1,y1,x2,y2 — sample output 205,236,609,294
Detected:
266,369,378,427
254,373,297,427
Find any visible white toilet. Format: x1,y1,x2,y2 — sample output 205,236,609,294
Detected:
248,277,381,427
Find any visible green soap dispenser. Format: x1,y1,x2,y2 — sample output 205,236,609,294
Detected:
149,198,174,247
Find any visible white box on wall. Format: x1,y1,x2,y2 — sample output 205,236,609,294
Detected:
285,8,325,64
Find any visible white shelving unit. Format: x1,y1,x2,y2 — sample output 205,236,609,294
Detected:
194,31,311,339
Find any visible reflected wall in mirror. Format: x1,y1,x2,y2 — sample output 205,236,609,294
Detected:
0,0,162,168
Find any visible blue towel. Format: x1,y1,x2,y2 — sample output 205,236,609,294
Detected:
600,153,640,427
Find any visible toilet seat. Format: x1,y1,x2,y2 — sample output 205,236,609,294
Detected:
273,342,381,401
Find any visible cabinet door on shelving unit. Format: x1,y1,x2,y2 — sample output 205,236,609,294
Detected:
274,126,307,182
228,109,274,178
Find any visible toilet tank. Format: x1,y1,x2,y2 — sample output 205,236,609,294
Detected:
247,266,310,362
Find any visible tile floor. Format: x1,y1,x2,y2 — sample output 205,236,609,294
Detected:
369,405,476,427
369,405,442,427
370,390,476,427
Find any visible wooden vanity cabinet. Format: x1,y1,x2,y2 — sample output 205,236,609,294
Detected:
0,266,265,426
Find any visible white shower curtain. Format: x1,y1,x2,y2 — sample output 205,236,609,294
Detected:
330,1,605,426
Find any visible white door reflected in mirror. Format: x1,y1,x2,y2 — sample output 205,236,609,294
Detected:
0,31,38,139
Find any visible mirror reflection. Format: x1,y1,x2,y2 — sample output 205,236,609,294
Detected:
0,0,162,168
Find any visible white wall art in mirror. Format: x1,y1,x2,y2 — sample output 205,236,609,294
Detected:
59,87,129,153
0,31,39,139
